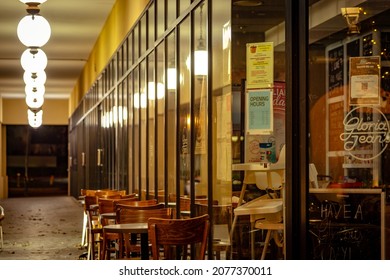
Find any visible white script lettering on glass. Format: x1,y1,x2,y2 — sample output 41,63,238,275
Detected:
339,106,390,160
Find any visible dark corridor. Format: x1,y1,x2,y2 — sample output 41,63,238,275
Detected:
6,125,68,197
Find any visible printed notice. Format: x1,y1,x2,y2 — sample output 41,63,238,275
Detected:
349,56,380,105
246,89,273,134
246,42,274,89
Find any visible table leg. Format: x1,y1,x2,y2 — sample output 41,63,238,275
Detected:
230,183,248,259
140,233,149,260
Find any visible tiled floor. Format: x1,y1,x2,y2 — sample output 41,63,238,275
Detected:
0,196,85,260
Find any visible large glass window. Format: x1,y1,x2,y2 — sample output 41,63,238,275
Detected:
308,1,389,259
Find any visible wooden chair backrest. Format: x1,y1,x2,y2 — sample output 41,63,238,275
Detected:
120,193,137,199
148,214,210,260
114,199,158,211
98,197,138,213
116,207,172,224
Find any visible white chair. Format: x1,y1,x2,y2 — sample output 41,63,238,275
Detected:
0,205,4,250
252,145,285,259
231,145,285,259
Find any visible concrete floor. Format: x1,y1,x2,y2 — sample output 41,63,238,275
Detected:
0,196,85,260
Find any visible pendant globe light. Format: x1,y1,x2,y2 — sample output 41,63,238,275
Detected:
19,0,48,14
23,70,47,86
27,108,43,128
17,14,51,48
194,4,207,76
26,94,44,109
25,84,45,97
21,48,48,72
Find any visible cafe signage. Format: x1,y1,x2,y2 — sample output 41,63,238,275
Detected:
340,106,390,160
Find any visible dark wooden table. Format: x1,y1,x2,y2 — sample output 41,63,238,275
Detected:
102,223,149,260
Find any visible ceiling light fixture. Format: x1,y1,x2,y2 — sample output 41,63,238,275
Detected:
17,14,51,48
26,94,45,109
25,84,45,97
19,0,48,15
341,7,361,34
18,0,49,128
23,70,47,86
27,108,43,128
194,4,207,76
20,48,48,72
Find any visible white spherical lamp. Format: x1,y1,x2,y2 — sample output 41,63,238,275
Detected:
26,94,44,109
21,48,48,72
23,70,47,85
25,84,45,96
17,14,51,48
27,108,43,128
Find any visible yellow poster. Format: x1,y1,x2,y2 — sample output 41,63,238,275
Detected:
246,42,274,89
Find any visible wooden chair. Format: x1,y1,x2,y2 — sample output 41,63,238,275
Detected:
148,214,210,260
103,207,172,259
97,196,140,259
85,198,103,260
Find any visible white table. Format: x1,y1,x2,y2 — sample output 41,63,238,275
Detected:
231,162,284,259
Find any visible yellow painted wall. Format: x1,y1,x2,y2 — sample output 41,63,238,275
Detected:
2,99,69,125
70,0,150,113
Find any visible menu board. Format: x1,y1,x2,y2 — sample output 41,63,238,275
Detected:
349,56,380,105
246,42,274,89
308,190,383,260
328,101,344,151
328,46,344,98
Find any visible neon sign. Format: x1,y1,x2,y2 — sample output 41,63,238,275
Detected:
339,106,390,160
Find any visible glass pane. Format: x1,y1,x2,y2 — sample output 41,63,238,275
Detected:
308,2,389,260
157,42,165,201
148,3,155,49
140,60,147,199
133,67,140,195
128,32,134,67
134,24,140,61
147,52,156,198
128,73,134,193
140,15,147,54
193,3,208,201
166,32,176,206
179,0,191,15
156,0,165,38
229,0,286,260
166,0,176,29
178,17,191,204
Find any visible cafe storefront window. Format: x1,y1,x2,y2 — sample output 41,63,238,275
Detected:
308,0,389,259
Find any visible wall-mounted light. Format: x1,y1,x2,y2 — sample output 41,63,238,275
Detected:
341,7,361,34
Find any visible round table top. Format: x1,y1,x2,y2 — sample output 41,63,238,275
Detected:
103,223,148,234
